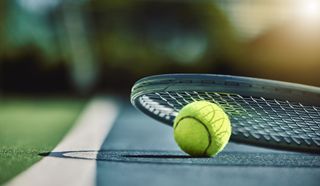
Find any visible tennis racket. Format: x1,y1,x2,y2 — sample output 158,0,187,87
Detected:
131,74,320,153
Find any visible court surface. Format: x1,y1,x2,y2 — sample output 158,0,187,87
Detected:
7,98,320,186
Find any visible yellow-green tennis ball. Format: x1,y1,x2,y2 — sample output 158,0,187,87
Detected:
173,101,232,157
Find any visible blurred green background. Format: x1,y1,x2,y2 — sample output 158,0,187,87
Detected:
1,0,320,183
1,0,319,96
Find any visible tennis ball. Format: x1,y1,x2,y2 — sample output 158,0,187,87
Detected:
173,101,232,157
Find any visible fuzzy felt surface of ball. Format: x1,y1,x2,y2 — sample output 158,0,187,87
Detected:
173,101,232,157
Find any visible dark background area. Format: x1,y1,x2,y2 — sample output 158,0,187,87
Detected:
1,0,320,96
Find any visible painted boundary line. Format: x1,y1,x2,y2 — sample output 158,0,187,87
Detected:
7,98,119,186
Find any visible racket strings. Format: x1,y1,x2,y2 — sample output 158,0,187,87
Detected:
138,91,320,147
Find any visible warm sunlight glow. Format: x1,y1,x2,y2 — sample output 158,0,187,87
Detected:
298,0,320,21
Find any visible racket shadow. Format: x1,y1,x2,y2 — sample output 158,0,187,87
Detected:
39,150,193,160
38,149,320,168
122,154,193,159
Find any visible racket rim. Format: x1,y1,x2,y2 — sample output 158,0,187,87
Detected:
132,73,320,93
130,73,320,153
131,73,320,107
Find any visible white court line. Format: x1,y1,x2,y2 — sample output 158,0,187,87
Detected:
7,98,119,186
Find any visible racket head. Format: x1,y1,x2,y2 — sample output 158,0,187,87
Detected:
131,74,320,153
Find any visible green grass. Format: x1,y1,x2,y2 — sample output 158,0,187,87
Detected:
0,97,85,184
